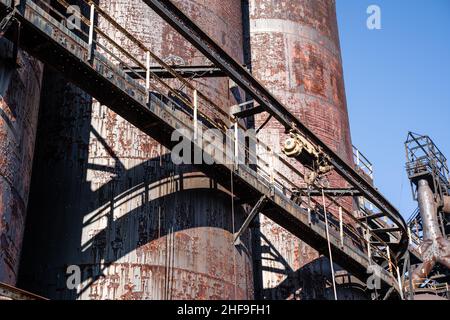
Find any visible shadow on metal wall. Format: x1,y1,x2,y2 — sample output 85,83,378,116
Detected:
17,67,252,300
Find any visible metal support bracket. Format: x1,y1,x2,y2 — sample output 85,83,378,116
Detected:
233,105,264,119
234,195,268,246
256,114,272,134
87,3,95,63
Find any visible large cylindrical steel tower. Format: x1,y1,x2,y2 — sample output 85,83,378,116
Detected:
0,40,43,285
18,0,253,300
248,0,355,299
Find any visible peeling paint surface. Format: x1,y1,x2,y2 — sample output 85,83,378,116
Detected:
18,0,253,300
0,39,43,285
249,0,355,299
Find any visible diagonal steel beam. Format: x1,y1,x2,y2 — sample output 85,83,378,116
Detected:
234,196,268,246
142,0,408,258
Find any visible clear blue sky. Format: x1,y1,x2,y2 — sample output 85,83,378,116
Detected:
336,0,450,219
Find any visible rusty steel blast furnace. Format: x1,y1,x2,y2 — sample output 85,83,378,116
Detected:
17,0,253,300
247,0,358,299
0,0,418,301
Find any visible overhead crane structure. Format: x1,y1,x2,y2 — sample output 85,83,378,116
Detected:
0,0,408,298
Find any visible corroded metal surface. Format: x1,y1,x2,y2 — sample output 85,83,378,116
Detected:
0,281,47,300
411,180,450,287
0,39,43,285
248,0,355,299
443,196,450,214
18,0,253,300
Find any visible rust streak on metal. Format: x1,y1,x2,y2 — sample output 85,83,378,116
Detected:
249,0,356,300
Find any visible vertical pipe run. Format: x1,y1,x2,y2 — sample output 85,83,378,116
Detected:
417,179,441,241
234,121,239,170
249,0,357,300
386,246,392,275
410,179,450,287
322,190,338,301
339,207,344,248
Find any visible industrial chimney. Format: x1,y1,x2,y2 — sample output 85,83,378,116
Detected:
247,0,356,299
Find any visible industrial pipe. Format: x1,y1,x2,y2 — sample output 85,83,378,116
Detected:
443,196,450,214
411,180,450,288
418,180,441,241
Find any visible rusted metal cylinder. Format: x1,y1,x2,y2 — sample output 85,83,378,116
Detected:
0,40,43,285
248,0,356,299
418,180,441,242
443,196,450,214
413,179,440,284
411,179,450,287
18,0,253,300
250,0,353,162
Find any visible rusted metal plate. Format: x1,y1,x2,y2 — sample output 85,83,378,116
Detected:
0,38,43,285
443,196,450,214
249,0,356,299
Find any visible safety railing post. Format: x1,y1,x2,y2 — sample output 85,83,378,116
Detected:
386,246,393,275
146,51,151,104
366,229,372,262
339,207,344,249
234,121,239,171
87,3,95,62
397,266,404,300
270,151,275,186
356,149,361,167
193,90,198,142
